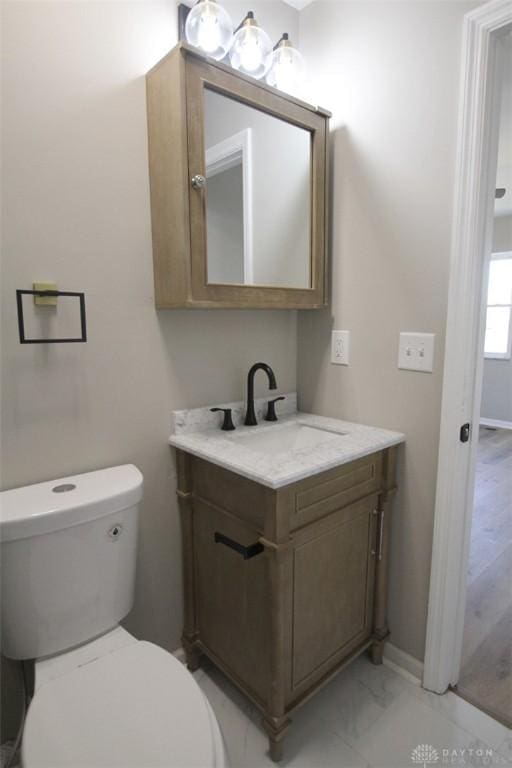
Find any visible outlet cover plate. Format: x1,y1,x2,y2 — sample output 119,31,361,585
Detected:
331,330,350,365
398,332,435,372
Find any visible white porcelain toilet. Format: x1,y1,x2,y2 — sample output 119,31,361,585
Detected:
0,465,227,768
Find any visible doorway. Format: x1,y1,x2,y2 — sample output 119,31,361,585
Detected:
457,110,512,721
423,0,512,703
457,424,512,726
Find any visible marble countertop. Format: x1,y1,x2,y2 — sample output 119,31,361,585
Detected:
169,394,405,489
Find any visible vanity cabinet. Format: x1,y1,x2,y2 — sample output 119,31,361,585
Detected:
146,44,330,309
176,446,398,761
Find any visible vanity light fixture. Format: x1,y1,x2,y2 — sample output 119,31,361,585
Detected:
184,0,233,61
266,33,305,98
179,3,307,95
229,11,273,80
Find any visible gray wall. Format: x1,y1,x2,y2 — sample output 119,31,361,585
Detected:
480,214,512,423
297,0,480,663
0,0,299,739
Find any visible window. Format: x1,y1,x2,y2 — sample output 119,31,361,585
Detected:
484,252,512,359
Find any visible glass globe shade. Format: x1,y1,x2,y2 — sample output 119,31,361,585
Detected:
185,0,233,61
266,41,305,98
229,20,273,79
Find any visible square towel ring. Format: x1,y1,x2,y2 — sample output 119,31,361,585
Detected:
16,289,87,344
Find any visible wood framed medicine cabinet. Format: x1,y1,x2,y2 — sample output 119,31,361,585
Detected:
146,43,330,309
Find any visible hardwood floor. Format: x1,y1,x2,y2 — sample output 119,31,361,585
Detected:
458,426,512,727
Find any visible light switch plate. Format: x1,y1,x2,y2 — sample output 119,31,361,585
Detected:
398,332,435,372
331,330,350,365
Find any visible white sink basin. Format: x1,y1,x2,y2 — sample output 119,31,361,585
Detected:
231,423,347,456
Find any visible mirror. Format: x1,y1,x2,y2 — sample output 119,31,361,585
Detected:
204,88,311,289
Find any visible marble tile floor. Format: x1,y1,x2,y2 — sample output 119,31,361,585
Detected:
194,654,512,768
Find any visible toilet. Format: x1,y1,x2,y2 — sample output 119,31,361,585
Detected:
0,465,227,768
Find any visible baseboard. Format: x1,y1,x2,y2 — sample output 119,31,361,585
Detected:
480,417,512,430
173,646,186,665
383,642,424,685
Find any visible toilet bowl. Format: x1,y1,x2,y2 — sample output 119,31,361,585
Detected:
22,627,226,768
0,466,227,768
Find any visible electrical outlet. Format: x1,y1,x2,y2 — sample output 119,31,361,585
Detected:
398,332,435,372
331,330,350,365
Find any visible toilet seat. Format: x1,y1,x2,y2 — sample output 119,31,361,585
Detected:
22,641,225,768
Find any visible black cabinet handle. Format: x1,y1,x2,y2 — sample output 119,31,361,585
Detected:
214,532,264,560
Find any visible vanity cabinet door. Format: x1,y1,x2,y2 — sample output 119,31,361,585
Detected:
290,495,379,692
193,497,271,704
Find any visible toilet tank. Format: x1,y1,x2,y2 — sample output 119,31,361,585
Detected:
0,465,143,660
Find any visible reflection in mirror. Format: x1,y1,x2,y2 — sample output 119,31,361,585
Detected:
206,128,252,284
204,88,311,289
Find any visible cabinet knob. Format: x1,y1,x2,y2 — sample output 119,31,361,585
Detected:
191,174,206,189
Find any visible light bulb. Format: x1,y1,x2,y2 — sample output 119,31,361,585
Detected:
185,0,233,61
266,35,305,97
230,13,272,79
197,9,221,53
239,30,263,72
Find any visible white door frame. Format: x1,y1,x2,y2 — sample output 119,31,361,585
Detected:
423,0,512,694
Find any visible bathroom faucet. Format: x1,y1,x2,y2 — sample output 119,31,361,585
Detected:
244,362,277,426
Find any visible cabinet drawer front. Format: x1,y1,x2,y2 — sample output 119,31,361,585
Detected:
292,453,382,530
291,496,377,688
193,498,271,702
192,456,270,530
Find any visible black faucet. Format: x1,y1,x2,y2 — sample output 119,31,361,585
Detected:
244,362,277,426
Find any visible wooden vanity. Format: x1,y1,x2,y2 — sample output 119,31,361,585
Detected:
175,444,398,761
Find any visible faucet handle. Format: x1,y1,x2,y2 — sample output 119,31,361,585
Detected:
210,407,236,431
264,396,285,422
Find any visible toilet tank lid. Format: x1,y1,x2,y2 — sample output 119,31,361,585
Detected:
0,465,143,543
